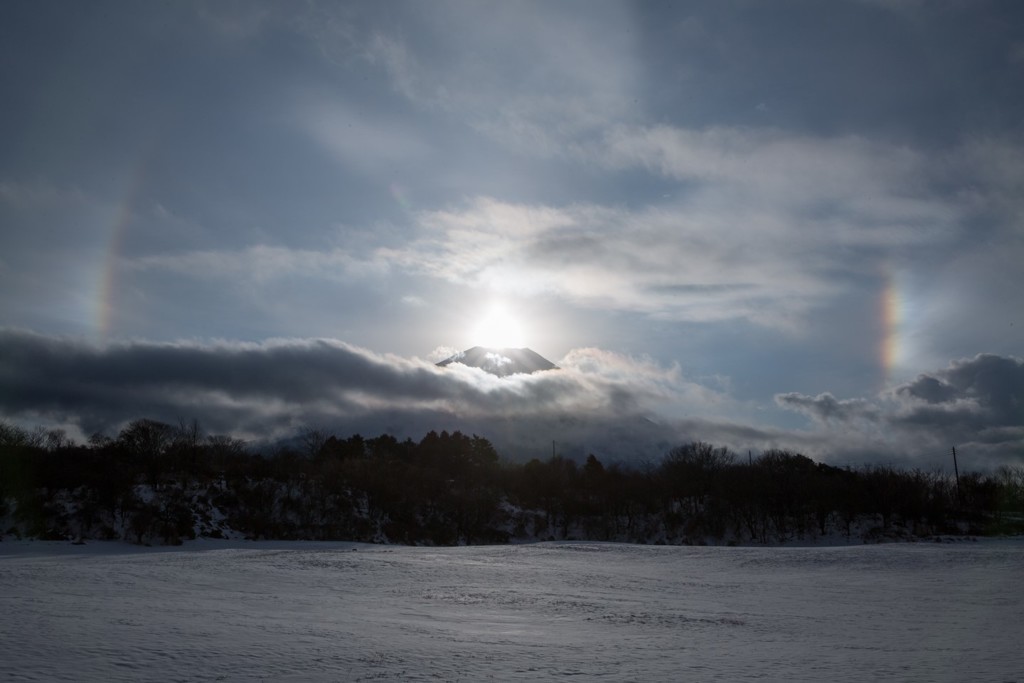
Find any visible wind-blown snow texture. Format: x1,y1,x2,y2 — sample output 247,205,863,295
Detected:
1,540,1021,681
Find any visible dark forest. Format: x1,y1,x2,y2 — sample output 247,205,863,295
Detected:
2,419,1022,546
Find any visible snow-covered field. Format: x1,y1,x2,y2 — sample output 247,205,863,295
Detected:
1,540,1022,682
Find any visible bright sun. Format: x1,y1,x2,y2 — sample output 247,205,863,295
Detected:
472,304,526,349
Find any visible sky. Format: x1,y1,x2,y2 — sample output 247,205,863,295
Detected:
1,0,1022,469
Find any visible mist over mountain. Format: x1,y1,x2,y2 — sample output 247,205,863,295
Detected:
437,347,558,377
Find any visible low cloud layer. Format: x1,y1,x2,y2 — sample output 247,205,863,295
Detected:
777,354,1024,470
775,392,880,425
2,330,1020,470
0,329,718,459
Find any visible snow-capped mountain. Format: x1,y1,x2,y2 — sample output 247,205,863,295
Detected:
437,346,557,377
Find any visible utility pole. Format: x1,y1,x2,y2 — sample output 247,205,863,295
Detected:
952,446,961,504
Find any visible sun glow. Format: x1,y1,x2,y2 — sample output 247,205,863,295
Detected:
472,304,527,348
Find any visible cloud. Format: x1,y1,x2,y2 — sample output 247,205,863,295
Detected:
294,1,1022,365
776,354,1024,469
368,119,1020,349
0,329,719,458
3,330,1019,469
294,1,1017,350
376,155,956,330
774,392,880,424
378,197,815,327
890,354,1024,430
597,126,947,230
126,245,383,283
353,2,641,149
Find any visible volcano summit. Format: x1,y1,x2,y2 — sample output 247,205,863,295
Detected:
437,347,557,377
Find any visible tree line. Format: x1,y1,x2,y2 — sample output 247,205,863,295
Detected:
1,419,1022,546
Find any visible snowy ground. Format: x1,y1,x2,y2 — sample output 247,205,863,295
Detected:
1,539,1022,682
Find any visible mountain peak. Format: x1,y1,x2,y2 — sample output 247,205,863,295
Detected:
437,346,558,377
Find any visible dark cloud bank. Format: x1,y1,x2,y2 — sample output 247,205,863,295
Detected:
1,330,1020,470
776,354,1024,470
